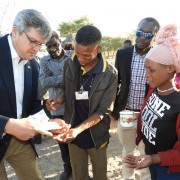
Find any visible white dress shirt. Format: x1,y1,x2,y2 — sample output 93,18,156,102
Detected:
8,35,28,118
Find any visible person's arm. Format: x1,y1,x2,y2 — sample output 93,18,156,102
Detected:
123,154,161,169
155,111,180,167
2,116,71,141
1,117,53,140
74,114,101,133
157,129,180,166
94,67,118,120
53,114,101,143
46,94,65,111
39,57,63,88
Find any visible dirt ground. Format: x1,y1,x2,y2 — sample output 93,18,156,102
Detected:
6,122,141,180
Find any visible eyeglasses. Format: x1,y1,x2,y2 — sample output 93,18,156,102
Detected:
136,30,154,40
23,31,44,48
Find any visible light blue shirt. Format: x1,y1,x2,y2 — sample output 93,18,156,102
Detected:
39,50,73,116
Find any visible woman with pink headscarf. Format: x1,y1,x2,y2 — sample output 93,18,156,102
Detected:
123,24,180,179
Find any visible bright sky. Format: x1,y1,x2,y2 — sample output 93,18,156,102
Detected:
0,0,180,37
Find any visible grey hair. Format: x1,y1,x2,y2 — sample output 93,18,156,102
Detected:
13,9,52,41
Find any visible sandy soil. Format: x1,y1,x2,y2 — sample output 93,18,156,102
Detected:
6,122,141,180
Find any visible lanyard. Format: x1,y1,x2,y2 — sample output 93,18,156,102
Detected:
79,74,93,93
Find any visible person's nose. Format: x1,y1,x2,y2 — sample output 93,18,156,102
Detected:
76,55,82,61
145,70,150,79
33,45,41,52
50,47,56,52
139,35,146,40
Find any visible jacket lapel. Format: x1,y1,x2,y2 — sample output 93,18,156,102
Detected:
0,35,17,116
22,61,32,115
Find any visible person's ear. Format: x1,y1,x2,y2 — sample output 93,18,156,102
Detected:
167,65,176,73
12,26,18,38
97,45,102,53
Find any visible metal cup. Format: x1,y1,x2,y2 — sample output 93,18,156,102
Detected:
119,110,134,127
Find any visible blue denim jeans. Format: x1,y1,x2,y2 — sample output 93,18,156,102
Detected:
149,164,180,180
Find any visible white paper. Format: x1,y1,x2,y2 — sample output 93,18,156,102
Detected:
28,110,62,130
28,110,49,123
42,121,62,131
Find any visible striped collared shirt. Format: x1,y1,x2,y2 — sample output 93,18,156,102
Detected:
126,47,147,110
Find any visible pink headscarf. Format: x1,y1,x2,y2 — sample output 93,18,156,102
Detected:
145,24,180,89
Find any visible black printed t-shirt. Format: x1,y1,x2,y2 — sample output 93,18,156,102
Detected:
142,90,180,155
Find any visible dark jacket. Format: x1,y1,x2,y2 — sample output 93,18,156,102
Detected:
112,46,149,119
63,53,118,148
0,35,42,161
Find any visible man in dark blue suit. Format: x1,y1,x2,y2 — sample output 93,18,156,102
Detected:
0,9,54,179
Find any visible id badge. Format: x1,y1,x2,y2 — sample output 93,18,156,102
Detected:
75,91,89,100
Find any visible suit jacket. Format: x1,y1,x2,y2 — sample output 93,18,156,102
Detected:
0,34,42,161
112,46,149,119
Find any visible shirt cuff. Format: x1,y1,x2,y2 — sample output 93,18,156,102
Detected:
0,115,9,139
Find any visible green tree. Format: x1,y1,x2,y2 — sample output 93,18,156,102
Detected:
102,36,127,58
58,16,94,38
124,30,135,45
57,16,135,59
